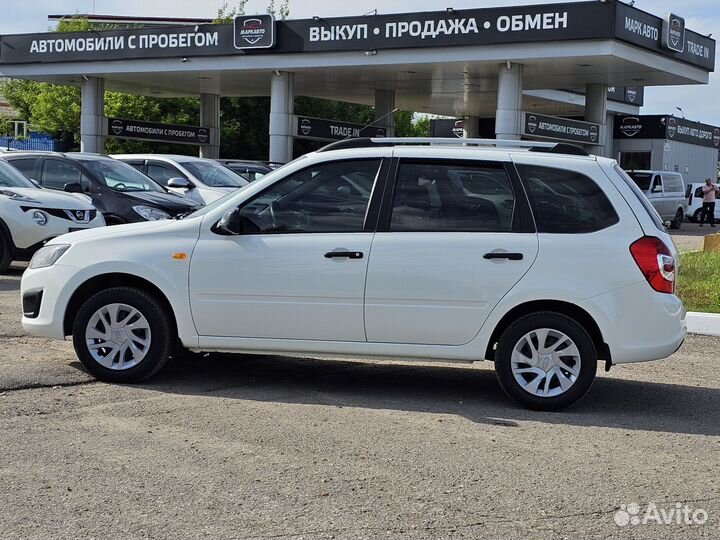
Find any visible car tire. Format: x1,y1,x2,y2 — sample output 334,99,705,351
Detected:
494,312,597,411
72,286,174,383
0,233,12,273
692,209,703,223
669,209,683,230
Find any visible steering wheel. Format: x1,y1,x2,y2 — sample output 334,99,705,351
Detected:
114,183,127,191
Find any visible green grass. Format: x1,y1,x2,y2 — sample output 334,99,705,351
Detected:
678,251,720,313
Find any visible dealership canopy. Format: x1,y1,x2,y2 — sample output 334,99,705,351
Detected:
0,1,715,162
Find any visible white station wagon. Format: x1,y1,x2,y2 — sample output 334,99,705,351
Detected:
21,139,686,410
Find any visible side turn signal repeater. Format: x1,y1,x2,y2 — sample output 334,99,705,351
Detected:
172,252,188,260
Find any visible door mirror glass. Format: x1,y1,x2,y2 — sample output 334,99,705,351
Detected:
215,208,243,235
167,177,193,189
63,182,83,193
652,185,663,193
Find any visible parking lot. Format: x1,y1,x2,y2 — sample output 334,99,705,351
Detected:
0,265,718,540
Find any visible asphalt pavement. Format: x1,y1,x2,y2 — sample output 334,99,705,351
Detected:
1,265,719,540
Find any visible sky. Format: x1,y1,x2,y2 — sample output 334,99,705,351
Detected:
2,0,719,124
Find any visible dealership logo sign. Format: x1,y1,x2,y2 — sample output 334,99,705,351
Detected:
234,15,276,49
590,125,598,143
626,87,638,103
198,129,209,144
714,129,720,147
527,116,538,134
619,117,642,138
300,118,312,136
111,119,124,135
452,120,465,138
667,117,677,138
662,13,686,53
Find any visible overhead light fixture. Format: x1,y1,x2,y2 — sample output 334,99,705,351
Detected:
365,50,378,56
313,16,321,21
447,7,455,13
181,57,188,63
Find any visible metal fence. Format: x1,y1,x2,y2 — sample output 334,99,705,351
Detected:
0,136,65,152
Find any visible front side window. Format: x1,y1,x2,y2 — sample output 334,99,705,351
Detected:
517,165,619,234
237,159,382,233
147,163,184,186
42,159,82,190
389,161,515,232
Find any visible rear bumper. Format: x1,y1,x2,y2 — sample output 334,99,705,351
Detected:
580,281,686,365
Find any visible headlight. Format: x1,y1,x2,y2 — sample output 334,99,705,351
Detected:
133,205,170,221
32,210,48,226
0,189,38,203
29,244,70,269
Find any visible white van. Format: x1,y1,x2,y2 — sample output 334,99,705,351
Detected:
625,171,687,229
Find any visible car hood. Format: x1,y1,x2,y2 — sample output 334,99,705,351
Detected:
2,187,95,209
48,217,197,245
120,190,198,209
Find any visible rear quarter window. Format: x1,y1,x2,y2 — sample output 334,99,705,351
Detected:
516,164,619,234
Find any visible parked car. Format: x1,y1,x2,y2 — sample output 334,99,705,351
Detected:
0,158,104,272
4,152,200,225
625,170,687,229
111,154,249,205
20,138,686,411
217,160,273,182
686,182,720,223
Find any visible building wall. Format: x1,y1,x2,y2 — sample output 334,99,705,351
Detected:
614,138,718,182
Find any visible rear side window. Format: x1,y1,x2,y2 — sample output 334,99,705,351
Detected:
517,164,619,234
6,158,37,179
663,175,684,194
389,161,515,232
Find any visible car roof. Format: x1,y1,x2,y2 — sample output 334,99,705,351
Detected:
2,151,113,161
112,154,212,164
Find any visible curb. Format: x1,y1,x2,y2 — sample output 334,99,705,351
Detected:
687,312,720,337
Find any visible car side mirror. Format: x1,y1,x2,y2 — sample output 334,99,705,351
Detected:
652,185,662,193
215,208,243,236
64,182,83,193
167,177,193,189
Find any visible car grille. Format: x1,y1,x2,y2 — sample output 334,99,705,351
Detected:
21,207,97,224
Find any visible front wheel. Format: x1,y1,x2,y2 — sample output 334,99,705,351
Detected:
494,312,597,411
669,209,683,230
72,287,174,383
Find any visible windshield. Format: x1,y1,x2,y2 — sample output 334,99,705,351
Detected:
627,172,652,191
180,160,249,188
0,160,35,188
79,159,166,193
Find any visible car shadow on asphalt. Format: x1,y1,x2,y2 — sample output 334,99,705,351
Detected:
117,352,720,437
0,269,22,292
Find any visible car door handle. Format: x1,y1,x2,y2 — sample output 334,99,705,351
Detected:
483,252,524,261
324,251,364,260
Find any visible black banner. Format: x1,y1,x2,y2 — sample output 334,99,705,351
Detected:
430,119,465,138
615,4,714,71
107,118,211,145
234,15,276,49
523,113,600,145
0,2,714,71
295,116,386,141
614,115,720,149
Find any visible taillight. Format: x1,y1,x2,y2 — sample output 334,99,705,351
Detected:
630,236,676,294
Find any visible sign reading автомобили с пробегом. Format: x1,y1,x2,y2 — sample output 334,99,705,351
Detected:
107,118,211,145
0,3,714,70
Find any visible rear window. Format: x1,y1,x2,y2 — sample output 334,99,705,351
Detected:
614,165,665,232
516,165,619,234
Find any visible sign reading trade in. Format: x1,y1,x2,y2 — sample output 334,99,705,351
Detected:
523,113,601,145
107,118,211,145
295,116,386,141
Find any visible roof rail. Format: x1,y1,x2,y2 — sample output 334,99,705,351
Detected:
317,137,589,156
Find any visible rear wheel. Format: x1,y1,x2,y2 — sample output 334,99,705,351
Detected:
669,209,683,230
0,233,12,273
494,312,597,411
693,209,703,223
72,287,174,383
